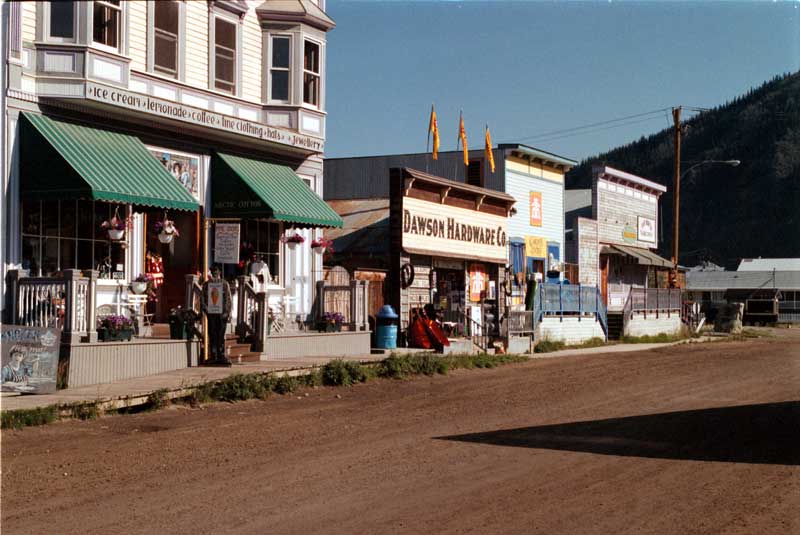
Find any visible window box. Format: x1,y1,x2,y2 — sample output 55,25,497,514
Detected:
98,327,133,342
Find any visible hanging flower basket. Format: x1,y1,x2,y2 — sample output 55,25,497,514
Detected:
101,209,130,242
310,237,333,255
154,216,180,244
130,281,148,294
280,233,306,250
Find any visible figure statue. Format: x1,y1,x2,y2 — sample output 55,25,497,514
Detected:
202,265,233,365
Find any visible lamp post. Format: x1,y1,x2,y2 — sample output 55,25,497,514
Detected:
670,109,739,287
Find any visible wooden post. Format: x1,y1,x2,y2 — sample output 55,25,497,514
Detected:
62,269,81,344
184,274,199,309
671,106,682,287
6,269,21,324
85,270,98,342
349,279,357,330
255,291,268,352
316,280,325,322
237,276,247,338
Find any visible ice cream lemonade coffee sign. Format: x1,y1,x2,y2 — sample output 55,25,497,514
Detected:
402,197,508,263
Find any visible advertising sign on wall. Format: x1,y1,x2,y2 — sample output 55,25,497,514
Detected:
148,147,201,201
637,216,656,243
1,326,60,394
524,236,547,259
529,191,543,227
214,223,241,264
469,264,487,302
207,282,224,314
402,197,508,263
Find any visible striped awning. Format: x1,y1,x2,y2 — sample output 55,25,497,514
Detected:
211,152,343,228
19,112,198,211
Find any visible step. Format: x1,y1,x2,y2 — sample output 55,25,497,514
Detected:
227,343,255,356
228,352,261,364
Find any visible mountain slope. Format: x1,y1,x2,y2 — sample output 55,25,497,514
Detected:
566,72,800,269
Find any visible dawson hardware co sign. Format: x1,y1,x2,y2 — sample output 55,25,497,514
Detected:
402,197,508,263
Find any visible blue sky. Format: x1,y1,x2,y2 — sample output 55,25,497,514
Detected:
324,0,800,161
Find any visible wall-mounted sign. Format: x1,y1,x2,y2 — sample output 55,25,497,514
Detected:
86,82,324,152
529,191,543,227
524,236,547,259
214,223,241,264
402,197,508,263
149,147,201,201
469,264,487,302
637,216,656,243
1,326,60,394
622,223,637,243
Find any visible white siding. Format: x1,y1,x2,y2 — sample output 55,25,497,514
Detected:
184,1,209,89
536,317,606,345
506,169,564,259
21,1,36,43
241,1,263,103
624,315,681,337
128,1,147,71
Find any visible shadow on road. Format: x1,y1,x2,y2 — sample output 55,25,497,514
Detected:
437,401,800,465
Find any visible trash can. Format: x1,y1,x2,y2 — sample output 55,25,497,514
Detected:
375,305,399,349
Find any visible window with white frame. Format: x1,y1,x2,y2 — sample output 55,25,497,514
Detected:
153,0,180,77
213,17,237,94
269,35,291,103
49,0,76,41
303,40,320,106
93,0,122,50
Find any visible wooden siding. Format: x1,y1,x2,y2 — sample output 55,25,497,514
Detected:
624,315,681,337
263,331,370,359
506,169,564,260
595,178,660,249
506,155,564,183
21,0,36,43
184,1,209,89
241,1,263,103
128,0,147,72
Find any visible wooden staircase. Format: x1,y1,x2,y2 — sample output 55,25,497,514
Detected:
225,335,262,364
606,312,624,340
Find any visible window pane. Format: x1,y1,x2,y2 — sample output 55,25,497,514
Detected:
61,200,76,238
93,2,119,48
77,240,93,271
271,70,289,101
304,41,319,73
22,237,41,275
42,238,59,276
51,1,75,39
303,73,318,105
215,18,236,49
60,239,76,270
272,37,290,68
154,1,179,34
41,201,59,237
94,241,111,277
215,52,234,82
154,31,178,74
21,200,40,235
77,200,94,239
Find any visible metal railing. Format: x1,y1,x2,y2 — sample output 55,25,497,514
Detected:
460,308,489,352
7,269,98,343
509,283,608,339
315,280,370,331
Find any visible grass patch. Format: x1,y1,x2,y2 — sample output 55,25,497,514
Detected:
146,388,170,411
620,332,685,344
534,339,567,353
321,359,369,387
1,405,59,429
68,401,101,421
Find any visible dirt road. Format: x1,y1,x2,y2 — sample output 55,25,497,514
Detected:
3,331,799,534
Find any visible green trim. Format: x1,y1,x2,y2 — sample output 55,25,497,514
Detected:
212,152,343,228
20,113,199,211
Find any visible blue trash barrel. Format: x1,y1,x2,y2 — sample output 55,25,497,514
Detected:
375,305,399,349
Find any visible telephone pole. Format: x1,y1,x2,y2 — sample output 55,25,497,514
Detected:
671,106,681,288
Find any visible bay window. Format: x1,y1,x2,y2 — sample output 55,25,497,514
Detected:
93,0,121,50
153,0,180,77
214,17,237,94
50,0,76,40
269,36,291,102
303,40,320,106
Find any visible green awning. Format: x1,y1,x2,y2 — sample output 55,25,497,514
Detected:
19,112,198,211
211,152,343,228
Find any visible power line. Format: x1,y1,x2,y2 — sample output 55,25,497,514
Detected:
506,108,671,143
515,115,667,144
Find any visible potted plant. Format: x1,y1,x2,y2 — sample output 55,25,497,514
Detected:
168,306,199,340
311,237,333,255
154,217,180,244
130,273,152,294
101,214,129,241
280,233,305,250
98,314,134,342
319,311,344,332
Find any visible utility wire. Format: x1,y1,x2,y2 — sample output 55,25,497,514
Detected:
506,108,671,143
517,115,666,144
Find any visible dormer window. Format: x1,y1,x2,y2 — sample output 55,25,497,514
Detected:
303,40,320,106
93,0,121,50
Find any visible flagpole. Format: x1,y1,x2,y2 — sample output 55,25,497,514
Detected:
455,110,462,181
426,104,433,173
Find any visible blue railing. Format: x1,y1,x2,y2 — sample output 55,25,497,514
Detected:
530,283,608,338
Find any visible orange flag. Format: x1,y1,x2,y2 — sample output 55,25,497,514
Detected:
428,105,440,160
458,111,468,166
485,125,495,173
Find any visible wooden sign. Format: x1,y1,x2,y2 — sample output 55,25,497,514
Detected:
207,282,224,314
529,191,543,227
469,264,486,302
638,216,656,243
1,326,61,394
214,223,240,265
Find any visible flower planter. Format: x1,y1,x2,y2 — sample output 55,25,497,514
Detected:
312,245,326,255
158,231,175,244
130,281,148,294
286,241,298,250
98,328,133,342
108,229,125,241
318,322,342,333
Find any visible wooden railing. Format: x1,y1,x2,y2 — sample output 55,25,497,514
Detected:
622,287,683,334
460,308,489,352
235,276,268,351
7,269,98,343
315,280,370,331
521,283,608,339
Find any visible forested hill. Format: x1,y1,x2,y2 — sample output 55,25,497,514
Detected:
566,72,800,269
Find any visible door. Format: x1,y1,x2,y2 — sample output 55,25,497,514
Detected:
600,255,609,305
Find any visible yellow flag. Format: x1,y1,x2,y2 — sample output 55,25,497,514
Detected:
485,125,495,173
458,112,468,166
428,105,440,160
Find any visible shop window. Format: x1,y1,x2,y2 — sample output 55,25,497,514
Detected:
270,35,291,103
467,160,483,187
153,0,180,78
240,221,281,283
21,199,125,278
213,17,237,94
93,0,122,50
50,0,76,40
303,40,320,106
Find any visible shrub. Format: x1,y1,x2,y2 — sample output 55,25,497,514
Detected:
534,339,566,353
1,406,59,429
210,374,270,402
69,401,100,421
146,388,170,411
273,374,299,395
321,359,368,387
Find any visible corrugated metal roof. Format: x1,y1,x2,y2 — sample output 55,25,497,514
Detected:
686,270,800,291
601,244,673,268
215,152,343,228
20,112,198,211
325,199,389,256
737,258,800,272
402,168,516,204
